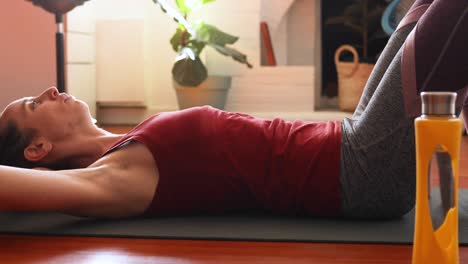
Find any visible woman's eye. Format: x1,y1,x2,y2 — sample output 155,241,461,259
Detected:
31,100,39,109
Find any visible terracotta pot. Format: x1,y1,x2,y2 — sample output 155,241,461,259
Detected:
173,76,231,110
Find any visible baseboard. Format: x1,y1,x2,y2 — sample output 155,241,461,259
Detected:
96,105,177,125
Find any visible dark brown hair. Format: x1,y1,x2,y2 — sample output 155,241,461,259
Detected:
0,120,38,168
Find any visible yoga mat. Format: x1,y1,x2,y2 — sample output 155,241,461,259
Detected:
0,189,467,245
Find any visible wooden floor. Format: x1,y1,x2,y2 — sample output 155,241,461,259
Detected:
0,128,467,264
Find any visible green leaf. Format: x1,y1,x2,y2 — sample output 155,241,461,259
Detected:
172,47,208,86
155,0,193,32
325,15,362,33
344,3,362,18
193,21,238,46
187,39,206,55
344,21,363,33
366,6,385,31
325,16,347,25
175,0,216,14
170,28,185,52
170,29,206,55
174,0,189,14
191,21,251,68
209,44,253,68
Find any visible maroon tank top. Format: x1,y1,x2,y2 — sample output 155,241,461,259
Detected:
106,106,342,217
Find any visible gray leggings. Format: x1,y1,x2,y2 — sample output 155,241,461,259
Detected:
339,24,417,219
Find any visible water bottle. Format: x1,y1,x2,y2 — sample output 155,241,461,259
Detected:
412,92,463,264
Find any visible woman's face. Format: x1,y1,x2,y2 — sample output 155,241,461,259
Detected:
1,87,93,142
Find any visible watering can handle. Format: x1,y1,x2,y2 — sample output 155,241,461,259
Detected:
335,45,360,78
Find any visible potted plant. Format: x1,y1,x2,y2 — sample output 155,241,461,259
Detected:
326,0,387,111
153,0,253,109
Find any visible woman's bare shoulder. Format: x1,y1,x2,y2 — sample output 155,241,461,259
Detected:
91,140,158,172
83,141,160,217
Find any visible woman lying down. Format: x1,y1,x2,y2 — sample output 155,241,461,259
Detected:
0,0,467,220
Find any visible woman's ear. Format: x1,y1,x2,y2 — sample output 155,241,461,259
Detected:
24,137,53,162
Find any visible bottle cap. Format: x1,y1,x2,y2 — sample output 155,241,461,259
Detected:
421,92,457,115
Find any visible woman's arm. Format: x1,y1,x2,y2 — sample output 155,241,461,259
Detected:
0,165,116,217
0,142,158,218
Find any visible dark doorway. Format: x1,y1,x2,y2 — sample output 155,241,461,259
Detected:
321,0,389,98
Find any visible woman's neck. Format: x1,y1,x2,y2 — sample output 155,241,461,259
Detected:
74,133,125,168
51,128,125,169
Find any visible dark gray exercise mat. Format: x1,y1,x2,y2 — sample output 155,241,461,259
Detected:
1,189,468,245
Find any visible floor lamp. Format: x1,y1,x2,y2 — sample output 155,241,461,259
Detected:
26,0,90,93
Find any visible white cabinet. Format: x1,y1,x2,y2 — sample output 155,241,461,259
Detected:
95,20,145,105
66,4,96,117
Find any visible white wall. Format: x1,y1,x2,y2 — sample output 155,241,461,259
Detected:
67,3,96,116
263,0,316,66
0,0,56,110
287,0,316,65
95,20,146,104
259,0,321,108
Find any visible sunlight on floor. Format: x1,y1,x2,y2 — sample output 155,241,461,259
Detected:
43,249,193,264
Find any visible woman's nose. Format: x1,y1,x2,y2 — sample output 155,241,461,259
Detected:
38,87,59,101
